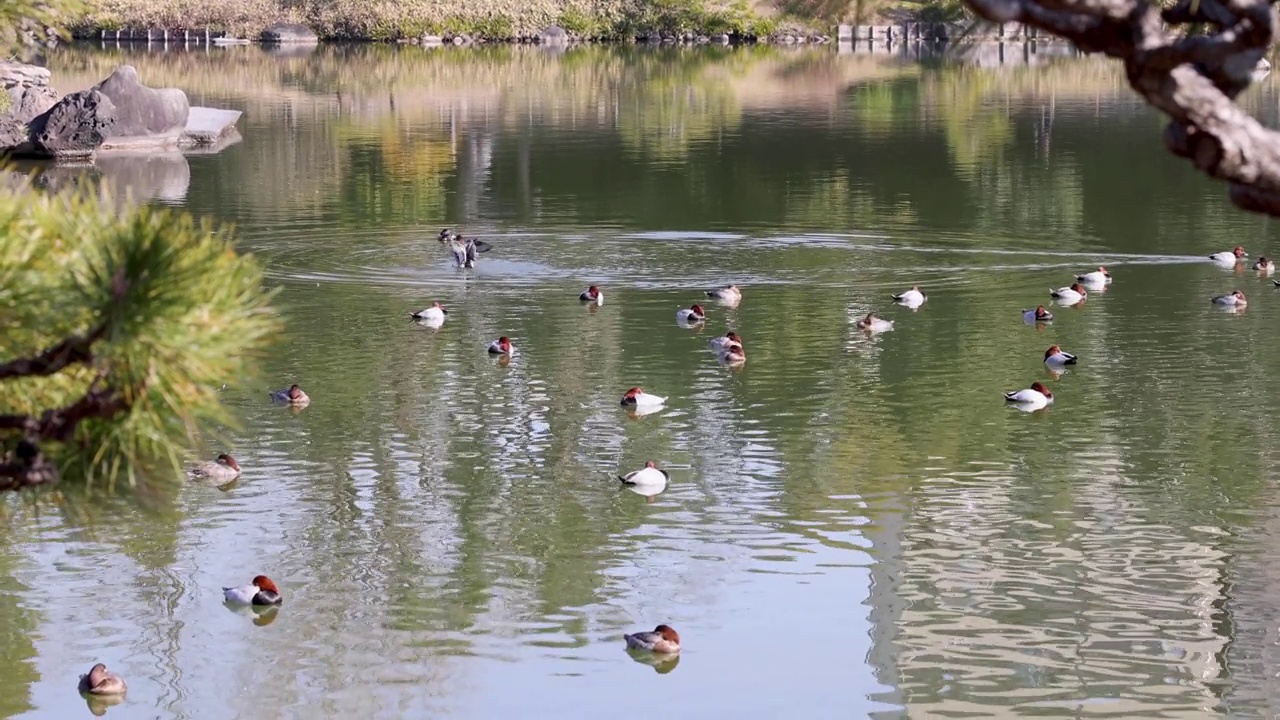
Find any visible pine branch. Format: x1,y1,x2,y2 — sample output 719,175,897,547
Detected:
0,323,107,381
0,382,130,443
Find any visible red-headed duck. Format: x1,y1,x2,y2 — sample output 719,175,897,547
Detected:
1044,345,1078,366
1023,305,1054,323
223,575,282,606
1004,382,1054,408
1253,257,1275,274
676,304,706,324
708,331,743,351
856,313,894,333
270,384,310,405
718,343,746,365
1209,246,1247,265
618,461,670,488
1076,266,1112,287
189,454,240,482
579,285,604,306
487,337,514,354
1211,290,1247,306
891,285,926,308
411,301,448,325
1049,283,1087,304
620,387,666,408
624,624,681,654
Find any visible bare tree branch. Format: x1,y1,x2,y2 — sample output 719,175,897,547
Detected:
963,0,1280,216
0,323,106,381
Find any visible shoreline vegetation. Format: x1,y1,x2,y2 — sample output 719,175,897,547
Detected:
64,0,979,45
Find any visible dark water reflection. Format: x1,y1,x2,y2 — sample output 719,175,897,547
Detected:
3,42,1280,719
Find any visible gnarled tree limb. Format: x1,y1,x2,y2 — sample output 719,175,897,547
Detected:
964,0,1280,216
0,323,107,381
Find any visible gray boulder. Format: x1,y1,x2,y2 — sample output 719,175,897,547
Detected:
32,89,117,159
94,65,188,140
10,85,60,123
261,23,319,44
539,25,569,46
0,116,31,155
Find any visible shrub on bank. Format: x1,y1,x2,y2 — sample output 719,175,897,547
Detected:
74,0,784,42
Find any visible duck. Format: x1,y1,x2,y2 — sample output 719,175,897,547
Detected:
1049,283,1087,304
856,313,894,333
718,343,746,365
891,285,927,308
223,575,283,606
437,228,456,243
618,460,670,488
1209,246,1247,264
78,663,127,696
1254,257,1275,274
705,284,742,305
410,301,448,324
1076,266,1112,286
579,285,604,306
676,304,706,324
270,384,310,405
1004,382,1054,408
1043,345,1078,366
620,387,666,408
708,331,743,351
624,624,681,654
189,454,240,482
487,336,514,354
1211,290,1247,306
1022,305,1054,323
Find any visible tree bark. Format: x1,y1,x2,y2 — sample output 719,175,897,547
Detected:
962,0,1280,216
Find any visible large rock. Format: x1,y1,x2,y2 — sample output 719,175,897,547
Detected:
538,25,569,46
9,85,60,123
30,65,191,158
94,65,188,140
31,89,116,159
261,23,319,44
0,116,31,155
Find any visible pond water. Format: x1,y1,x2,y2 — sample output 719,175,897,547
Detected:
6,41,1280,719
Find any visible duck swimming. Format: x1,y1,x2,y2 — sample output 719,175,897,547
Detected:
856,313,894,333
410,302,448,324
579,286,604,306
676,304,706,324
1076,266,1112,286
705,284,742,305
618,461,670,488
1023,305,1054,323
708,331,743,351
1211,290,1247,306
223,575,282,606
624,625,681,654
1050,283,1087,304
189,454,240,482
270,384,310,405
891,286,927,308
718,343,746,365
488,337,514,354
1043,345,1078,366
1004,382,1054,409
1209,246,1247,265
620,387,666,408
1254,257,1275,274
78,663,127,696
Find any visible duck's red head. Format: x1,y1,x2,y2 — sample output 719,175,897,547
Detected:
587,286,600,298
497,337,511,351
1034,305,1050,316
644,461,657,469
434,301,446,311
1044,346,1061,359
288,384,305,400
216,454,240,471
1030,382,1052,398
690,304,705,316
87,663,108,682
252,575,279,594
624,387,643,399
1098,266,1109,275
1234,290,1247,300
654,624,680,643
1070,283,1086,294
726,332,742,343
1235,246,1247,257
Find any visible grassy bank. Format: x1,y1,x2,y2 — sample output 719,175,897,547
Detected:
76,0,791,42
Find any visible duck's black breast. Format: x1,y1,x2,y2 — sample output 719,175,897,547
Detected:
252,590,283,606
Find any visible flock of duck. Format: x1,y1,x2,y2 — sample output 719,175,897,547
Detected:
76,236,1271,700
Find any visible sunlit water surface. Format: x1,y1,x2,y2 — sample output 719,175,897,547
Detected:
5,42,1280,719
